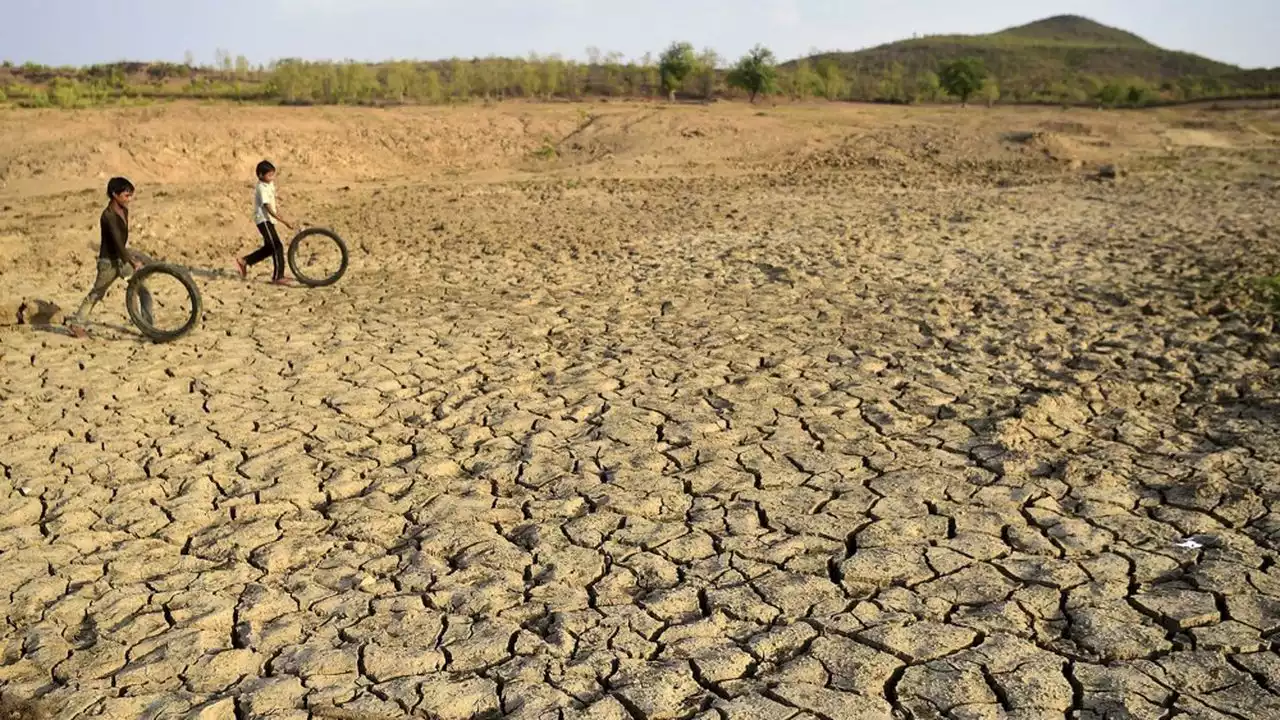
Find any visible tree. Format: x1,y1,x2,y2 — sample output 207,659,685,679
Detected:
520,54,543,98
215,49,233,78
416,67,444,103
791,59,817,100
603,51,625,96
878,62,907,103
1096,82,1124,108
381,62,415,102
696,48,719,101
938,57,987,106
816,58,845,100
542,55,564,98
1126,81,1151,107
561,60,583,99
726,45,778,103
448,58,473,99
980,81,1000,107
913,70,940,103
643,55,660,98
658,41,696,101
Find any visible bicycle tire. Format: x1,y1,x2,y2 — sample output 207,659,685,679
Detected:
287,227,349,287
126,263,203,343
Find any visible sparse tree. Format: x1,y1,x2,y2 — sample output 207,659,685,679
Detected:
816,58,845,100
658,41,696,101
215,49,233,78
542,54,563,98
1126,81,1150,106
603,51,625,96
913,70,940,103
981,81,1000,107
1096,82,1124,108
696,48,719,101
234,55,251,79
521,54,543,98
561,60,584,99
641,53,659,98
878,62,907,103
448,58,473,99
938,57,987,106
791,59,818,100
726,45,778,103
381,62,415,102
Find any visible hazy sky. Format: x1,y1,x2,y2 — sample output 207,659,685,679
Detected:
5,0,1277,69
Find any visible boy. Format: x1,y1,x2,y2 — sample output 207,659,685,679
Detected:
235,160,296,285
67,176,150,339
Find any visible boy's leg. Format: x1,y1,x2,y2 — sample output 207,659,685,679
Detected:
244,224,275,267
68,259,121,327
266,222,286,281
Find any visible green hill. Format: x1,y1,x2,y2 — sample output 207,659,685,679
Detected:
990,15,1156,48
0,14,1275,108
788,15,1273,104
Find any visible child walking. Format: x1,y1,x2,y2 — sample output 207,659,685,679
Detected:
236,160,296,285
66,176,150,339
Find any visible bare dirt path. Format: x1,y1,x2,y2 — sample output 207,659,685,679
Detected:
1,102,1279,719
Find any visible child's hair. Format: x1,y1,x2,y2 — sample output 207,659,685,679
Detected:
256,160,276,179
106,176,134,198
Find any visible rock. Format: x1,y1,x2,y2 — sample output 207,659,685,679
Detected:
0,297,22,327
1097,164,1122,180
17,299,64,326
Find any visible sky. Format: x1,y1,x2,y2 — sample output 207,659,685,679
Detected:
4,0,1277,70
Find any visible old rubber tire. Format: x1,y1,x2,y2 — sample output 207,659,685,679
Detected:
287,227,349,287
126,263,202,343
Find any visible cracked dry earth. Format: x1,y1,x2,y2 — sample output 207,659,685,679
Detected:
2,102,1280,720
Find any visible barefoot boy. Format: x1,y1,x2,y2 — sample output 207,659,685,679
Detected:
67,177,144,338
236,160,296,285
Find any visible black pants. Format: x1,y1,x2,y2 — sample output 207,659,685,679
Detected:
245,222,285,280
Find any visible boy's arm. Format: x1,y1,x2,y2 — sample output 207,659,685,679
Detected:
264,202,293,230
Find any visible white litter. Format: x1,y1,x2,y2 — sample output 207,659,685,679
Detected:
1174,538,1204,549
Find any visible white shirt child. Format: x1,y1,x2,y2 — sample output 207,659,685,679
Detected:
254,181,277,226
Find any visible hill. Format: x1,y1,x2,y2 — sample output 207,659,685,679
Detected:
0,15,1275,109
791,15,1273,104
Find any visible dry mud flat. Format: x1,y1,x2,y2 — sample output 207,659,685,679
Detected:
1,102,1280,719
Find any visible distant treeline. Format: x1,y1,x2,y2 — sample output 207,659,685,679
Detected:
1,48,1276,109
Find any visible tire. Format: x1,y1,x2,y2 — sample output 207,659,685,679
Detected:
126,263,202,343
287,227,349,287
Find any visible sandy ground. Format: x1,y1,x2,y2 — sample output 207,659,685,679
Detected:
1,100,1280,719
